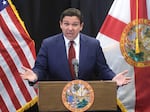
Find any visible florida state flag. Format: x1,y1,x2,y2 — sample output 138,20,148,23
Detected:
97,0,150,111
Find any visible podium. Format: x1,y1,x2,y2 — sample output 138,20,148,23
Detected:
38,81,117,111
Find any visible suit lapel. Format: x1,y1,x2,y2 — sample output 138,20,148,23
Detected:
56,35,72,79
79,34,88,75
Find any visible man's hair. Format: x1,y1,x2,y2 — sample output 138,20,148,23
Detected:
60,8,83,24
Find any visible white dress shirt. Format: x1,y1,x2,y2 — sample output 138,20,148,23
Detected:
63,34,80,63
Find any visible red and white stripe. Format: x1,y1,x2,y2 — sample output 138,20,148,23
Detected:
0,3,37,112
97,0,150,112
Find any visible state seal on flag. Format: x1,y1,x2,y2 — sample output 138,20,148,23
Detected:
62,80,94,112
120,19,150,67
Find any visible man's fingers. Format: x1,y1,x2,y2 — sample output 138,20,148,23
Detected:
20,74,27,79
21,66,30,72
121,70,128,75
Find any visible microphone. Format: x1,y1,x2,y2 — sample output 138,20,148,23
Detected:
72,58,79,79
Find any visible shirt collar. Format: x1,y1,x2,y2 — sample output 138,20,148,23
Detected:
64,33,80,47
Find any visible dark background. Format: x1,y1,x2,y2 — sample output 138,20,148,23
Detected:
11,0,121,112
12,0,114,53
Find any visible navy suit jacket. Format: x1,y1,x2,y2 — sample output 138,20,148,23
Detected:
33,33,115,81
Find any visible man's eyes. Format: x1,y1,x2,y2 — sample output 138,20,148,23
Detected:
64,23,69,26
64,23,79,26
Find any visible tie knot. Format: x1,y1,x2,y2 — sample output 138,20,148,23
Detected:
69,41,75,48
70,41,74,45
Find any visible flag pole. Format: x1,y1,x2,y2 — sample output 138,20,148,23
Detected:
135,0,140,54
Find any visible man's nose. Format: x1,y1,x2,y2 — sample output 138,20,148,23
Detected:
68,25,73,30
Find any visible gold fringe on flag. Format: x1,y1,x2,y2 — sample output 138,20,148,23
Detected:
8,0,30,37
17,96,38,112
117,99,128,112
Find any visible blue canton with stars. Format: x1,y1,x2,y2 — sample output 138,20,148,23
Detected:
0,0,8,11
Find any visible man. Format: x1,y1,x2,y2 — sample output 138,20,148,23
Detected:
20,8,131,86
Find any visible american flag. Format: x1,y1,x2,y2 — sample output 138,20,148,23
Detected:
97,0,150,111
0,0,37,111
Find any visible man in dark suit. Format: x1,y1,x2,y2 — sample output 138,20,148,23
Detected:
21,8,131,86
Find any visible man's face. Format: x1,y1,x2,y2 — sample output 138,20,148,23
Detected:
60,16,83,40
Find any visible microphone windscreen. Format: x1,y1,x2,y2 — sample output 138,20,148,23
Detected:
72,58,78,65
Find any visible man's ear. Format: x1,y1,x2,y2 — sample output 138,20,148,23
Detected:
80,23,84,31
59,21,62,29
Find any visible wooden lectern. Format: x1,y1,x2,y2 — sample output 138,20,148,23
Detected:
38,81,117,112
